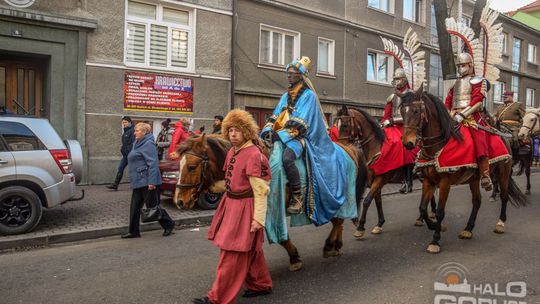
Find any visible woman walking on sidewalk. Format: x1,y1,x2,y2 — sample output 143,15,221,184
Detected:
122,122,175,239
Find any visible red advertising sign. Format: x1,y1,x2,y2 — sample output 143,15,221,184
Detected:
124,71,193,114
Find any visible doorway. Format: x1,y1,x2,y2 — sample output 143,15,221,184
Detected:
0,59,44,116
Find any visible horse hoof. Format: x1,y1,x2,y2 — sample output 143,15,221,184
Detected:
414,220,424,227
489,196,497,202
353,230,365,239
429,213,436,220
441,224,447,232
426,244,441,254
458,230,473,239
493,220,505,234
371,226,383,234
525,190,531,195
323,250,342,258
288,262,303,272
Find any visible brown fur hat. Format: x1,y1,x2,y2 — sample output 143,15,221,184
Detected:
222,109,260,141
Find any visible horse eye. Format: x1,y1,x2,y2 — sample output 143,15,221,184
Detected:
188,165,197,172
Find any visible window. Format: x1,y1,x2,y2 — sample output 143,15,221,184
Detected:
125,1,193,71
528,44,536,63
512,37,521,71
511,76,520,101
368,0,392,13
430,5,438,46
501,32,508,54
428,53,444,99
493,82,505,104
404,0,423,23
0,121,45,151
367,50,393,84
526,88,535,107
317,38,335,75
259,25,300,66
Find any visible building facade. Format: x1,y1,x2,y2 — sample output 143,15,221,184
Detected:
0,0,232,183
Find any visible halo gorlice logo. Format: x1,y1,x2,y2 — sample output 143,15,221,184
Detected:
4,0,35,8
433,262,528,304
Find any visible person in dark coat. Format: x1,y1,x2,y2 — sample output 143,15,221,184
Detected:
212,115,224,134
107,116,135,190
122,122,175,238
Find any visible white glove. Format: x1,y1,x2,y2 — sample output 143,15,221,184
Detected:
382,120,391,127
454,114,464,123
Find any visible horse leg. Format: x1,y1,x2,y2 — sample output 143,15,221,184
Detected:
324,218,343,258
280,238,303,271
371,190,385,235
354,190,373,239
416,195,437,226
419,180,437,231
494,163,511,234
459,179,481,239
427,182,450,254
489,181,500,202
525,156,531,195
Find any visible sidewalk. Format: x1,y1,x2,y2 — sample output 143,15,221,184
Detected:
0,182,420,251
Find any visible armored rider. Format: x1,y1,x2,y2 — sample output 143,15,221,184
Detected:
444,53,493,191
382,68,415,193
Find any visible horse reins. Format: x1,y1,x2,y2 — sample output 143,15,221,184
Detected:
176,151,210,200
336,110,375,147
403,100,446,156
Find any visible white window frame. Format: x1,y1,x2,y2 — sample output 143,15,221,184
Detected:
124,0,196,72
368,0,395,14
526,88,535,107
403,0,424,24
493,82,505,104
367,49,394,85
527,43,537,63
258,24,301,68
512,37,522,72
317,37,335,76
511,75,520,101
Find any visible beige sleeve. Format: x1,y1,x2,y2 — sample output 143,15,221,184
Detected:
248,176,270,227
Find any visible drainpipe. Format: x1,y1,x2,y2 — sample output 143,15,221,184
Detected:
230,0,237,110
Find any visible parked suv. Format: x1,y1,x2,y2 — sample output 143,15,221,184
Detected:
0,115,83,235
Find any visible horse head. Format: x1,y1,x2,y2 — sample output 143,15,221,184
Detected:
519,108,540,140
400,85,426,150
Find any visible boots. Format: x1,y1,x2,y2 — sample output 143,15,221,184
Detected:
287,187,305,214
399,165,414,194
478,157,493,191
106,172,123,191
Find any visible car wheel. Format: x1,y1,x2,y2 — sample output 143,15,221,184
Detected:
197,191,222,210
0,186,43,235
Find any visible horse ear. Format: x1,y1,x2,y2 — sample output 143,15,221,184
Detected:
194,133,207,149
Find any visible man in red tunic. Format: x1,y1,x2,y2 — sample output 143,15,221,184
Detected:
381,68,416,193
193,109,272,304
444,52,492,191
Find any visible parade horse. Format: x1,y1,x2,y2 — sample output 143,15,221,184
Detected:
335,105,436,238
399,88,528,254
174,134,368,271
488,107,537,200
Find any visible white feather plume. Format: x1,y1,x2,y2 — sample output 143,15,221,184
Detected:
380,36,405,69
480,3,503,84
402,27,426,91
445,17,485,77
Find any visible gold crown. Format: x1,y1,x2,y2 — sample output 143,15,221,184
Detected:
298,56,311,70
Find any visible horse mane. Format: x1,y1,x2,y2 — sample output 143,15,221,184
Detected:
526,107,539,114
205,135,232,168
401,91,463,143
352,108,386,143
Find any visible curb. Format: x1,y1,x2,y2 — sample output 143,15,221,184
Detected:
0,214,214,252
0,187,416,251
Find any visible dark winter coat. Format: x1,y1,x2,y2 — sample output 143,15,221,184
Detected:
121,124,135,156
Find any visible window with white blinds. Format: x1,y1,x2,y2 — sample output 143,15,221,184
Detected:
125,1,193,70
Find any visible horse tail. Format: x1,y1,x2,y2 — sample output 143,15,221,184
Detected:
507,176,529,207
515,158,524,176
355,150,368,210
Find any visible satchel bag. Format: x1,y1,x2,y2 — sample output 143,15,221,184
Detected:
141,190,162,223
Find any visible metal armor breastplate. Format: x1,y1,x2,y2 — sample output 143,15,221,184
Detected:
452,76,472,109
390,88,411,121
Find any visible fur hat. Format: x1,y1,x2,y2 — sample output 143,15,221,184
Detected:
222,109,260,141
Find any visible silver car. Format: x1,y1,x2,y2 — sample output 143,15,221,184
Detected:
0,115,83,235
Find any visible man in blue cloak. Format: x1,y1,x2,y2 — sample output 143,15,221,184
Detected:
260,56,355,225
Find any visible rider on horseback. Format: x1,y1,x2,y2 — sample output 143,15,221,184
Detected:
444,52,493,191
495,91,526,151
382,68,415,193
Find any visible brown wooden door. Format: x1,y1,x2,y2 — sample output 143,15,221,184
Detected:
0,60,43,117
245,107,274,129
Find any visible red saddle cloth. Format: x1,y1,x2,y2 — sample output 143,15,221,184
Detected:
370,125,418,175
416,125,510,172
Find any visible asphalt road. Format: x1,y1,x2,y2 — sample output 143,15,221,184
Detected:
1,175,539,304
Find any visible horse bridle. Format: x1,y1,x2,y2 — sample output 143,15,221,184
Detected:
335,110,375,146
402,100,446,152
521,112,540,136
176,151,209,200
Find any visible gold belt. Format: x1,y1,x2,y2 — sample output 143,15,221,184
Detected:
502,120,520,125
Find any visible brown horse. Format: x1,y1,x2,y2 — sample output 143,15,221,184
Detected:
399,89,528,253
174,134,368,271
335,105,436,238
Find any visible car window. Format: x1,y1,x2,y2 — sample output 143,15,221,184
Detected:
0,121,46,151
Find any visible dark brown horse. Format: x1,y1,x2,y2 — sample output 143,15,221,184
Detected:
335,105,436,238
399,88,528,253
174,134,369,271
